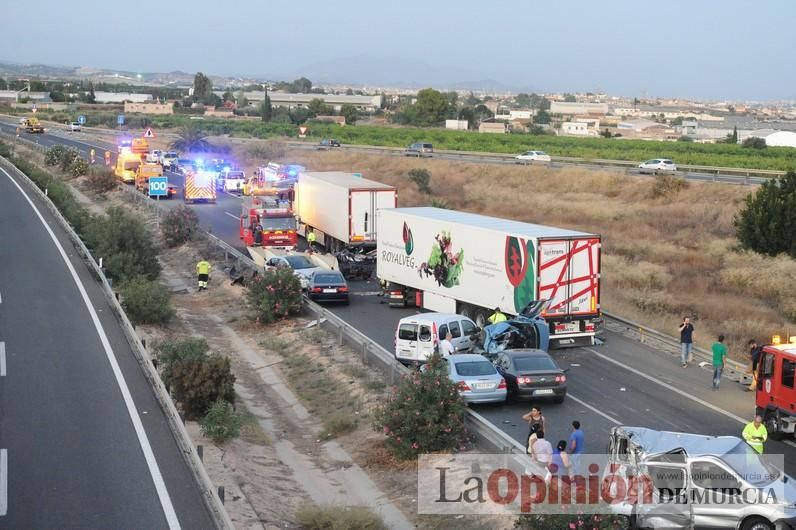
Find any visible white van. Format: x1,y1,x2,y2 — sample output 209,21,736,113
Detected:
395,313,480,363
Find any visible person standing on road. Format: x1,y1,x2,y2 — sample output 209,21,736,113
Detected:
742,415,768,454
532,430,553,467
747,339,762,392
522,407,546,434
569,420,585,476
438,332,455,358
679,316,695,367
196,259,211,291
712,334,728,390
488,307,507,325
306,229,317,253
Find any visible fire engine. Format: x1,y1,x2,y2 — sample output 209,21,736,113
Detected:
114,137,150,183
756,335,796,439
239,197,297,249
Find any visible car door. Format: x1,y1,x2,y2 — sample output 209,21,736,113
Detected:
461,319,479,352
396,322,419,360
690,460,744,528
448,319,467,352
634,464,692,529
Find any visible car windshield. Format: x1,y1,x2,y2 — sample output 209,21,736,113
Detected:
283,256,314,269
313,273,344,284
455,361,497,377
513,356,558,372
723,441,780,486
124,161,140,171
262,217,295,231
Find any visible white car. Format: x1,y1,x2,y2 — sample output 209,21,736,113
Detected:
161,152,178,168
67,122,81,132
515,150,552,164
638,159,677,174
265,255,325,290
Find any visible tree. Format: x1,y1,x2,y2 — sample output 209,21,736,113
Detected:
345,87,354,95
742,136,767,149
293,77,313,93
473,104,493,124
671,116,684,126
731,126,739,144
289,107,311,124
728,105,736,114
735,170,796,258
86,81,96,104
222,90,234,103
633,97,640,109
515,93,531,107
563,93,577,102
193,72,212,101
534,109,551,124
340,103,358,124
307,98,331,117
235,91,248,108
443,91,458,106
413,88,451,126
465,92,480,106
458,106,475,129
537,97,551,110
204,93,223,108
0,77,6,90
170,124,212,153
260,93,273,122
85,207,161,283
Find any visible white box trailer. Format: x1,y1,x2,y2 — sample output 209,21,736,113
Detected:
295,171,397,252
377,207,602,348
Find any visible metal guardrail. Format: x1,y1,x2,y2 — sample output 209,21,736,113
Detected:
0,153,234,529
602,311,749,383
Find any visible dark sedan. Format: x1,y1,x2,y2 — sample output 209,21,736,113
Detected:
307,271,349,304
494,349,568,403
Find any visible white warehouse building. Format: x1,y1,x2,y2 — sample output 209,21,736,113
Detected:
217,91,383,112
93,92,154,104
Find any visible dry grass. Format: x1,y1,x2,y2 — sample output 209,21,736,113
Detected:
283,150,796,359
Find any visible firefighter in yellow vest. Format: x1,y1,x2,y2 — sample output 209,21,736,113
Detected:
306,229,317,253
196,259,211,291
742,415,767,454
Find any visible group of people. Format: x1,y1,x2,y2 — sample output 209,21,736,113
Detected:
678,317,761,392
522,406,585,479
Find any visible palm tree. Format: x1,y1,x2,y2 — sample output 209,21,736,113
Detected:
170,124,212,153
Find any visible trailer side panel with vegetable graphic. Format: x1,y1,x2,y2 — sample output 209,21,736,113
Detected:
376,207,601,348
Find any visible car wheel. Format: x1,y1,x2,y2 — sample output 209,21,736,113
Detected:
552,395,565,404
741,516,774,530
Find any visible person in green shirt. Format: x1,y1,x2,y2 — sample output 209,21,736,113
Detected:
712,334,728,390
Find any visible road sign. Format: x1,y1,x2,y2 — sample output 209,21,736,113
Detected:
298,126,308,138
143,127,155,138
117,114,125,125
148,176,168,197
78,115,86,125
104,151,111,166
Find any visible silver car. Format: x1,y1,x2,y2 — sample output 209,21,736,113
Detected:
638,159,677,174
441,354,507,404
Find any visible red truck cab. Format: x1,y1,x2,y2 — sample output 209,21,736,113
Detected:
756,339,796,438
240,197,297,249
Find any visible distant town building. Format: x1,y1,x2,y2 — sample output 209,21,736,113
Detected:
495,109,535,121
445,119,468,130
763,131,796,148
550,101,608,116
214,91,382,112
478,122,508,134
204,107,235,118
0,90,52,103
561,120,600,136
94,92,154,104
124,102,173,115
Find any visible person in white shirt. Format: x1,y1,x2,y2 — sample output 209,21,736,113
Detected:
532,430,553,466
439,332,455,357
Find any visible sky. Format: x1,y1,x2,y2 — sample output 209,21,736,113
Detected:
1,0,795,100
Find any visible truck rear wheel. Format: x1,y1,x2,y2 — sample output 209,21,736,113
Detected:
764,410,785,441
474,309,489,329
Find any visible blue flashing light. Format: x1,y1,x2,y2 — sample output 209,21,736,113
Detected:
224,166,231,172
196,158,204,166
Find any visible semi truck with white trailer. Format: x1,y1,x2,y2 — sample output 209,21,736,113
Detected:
294,171,397,252
376,207,602,348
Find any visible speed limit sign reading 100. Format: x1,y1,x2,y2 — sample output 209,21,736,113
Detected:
148,176,169,197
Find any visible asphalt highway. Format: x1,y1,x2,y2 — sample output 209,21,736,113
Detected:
4,122,793,480
0,160,214,527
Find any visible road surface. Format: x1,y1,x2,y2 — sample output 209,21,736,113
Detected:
0,159,215,528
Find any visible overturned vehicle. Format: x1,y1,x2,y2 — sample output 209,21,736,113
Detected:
605,426,796,530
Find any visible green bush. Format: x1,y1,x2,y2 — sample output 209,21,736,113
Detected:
155,338,236,419
161,205,199,247
85,207,161,282
296,505,386,530
246,267,302,324
320,412,358,440
735,170,796,257
60,147,80,172
44,145,69,166
372,353,467,460
200,399,242,443
742,136,767,149
69,157,89,177
515,513,628,530
86,166,118,194
650,174,689,198
408,168,432,194
120,276,175,325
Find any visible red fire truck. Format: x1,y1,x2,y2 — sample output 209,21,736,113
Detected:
239,196,297,249
756,337,796,439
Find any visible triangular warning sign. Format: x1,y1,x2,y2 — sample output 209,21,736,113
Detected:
299,126,307,134
143,127,156,138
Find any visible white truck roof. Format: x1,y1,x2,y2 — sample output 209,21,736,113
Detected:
301,171,396,191
389,207,596,240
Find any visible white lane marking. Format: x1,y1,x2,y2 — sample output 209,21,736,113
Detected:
0,449,6,516
785,440,796,448
568,392,621,425
1,168,181,529
0,290,2,303
222,190,243,199
224,211,239,220
0,342,5,377
585,347,747,425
